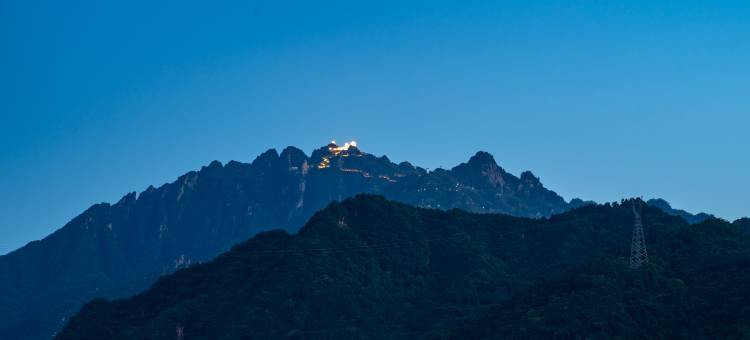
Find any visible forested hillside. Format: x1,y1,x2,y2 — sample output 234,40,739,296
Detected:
454,217,750,339
57,195,747,339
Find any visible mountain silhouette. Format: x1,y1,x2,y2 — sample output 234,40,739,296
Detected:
0,143,570,339
646,198,713,224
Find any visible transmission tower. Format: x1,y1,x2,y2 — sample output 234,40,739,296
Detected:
630,199,648,269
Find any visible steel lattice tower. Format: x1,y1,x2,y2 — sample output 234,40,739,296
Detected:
630,200,648,269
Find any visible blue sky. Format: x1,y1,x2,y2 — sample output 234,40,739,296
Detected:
1,0,749,254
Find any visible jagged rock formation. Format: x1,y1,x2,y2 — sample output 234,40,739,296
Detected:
0,143,570,339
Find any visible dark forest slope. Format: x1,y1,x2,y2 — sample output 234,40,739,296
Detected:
57,195,736,340
454,217,750,339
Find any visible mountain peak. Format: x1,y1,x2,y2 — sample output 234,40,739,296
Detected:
280,145,305,156
520,170,539,182
646,198,713,224
467,151,497,167
279,146,308,168
251,148,280,167
115,192,137,206
200,160,223,173
450,151,508,188
327,140,361,155
646,198,672,210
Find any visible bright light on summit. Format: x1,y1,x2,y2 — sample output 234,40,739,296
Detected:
328,140,358,153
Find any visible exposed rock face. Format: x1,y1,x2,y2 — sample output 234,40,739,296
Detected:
451,151,506,189
0,144,572,339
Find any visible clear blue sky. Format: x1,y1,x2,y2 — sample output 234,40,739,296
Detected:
1,0,748,254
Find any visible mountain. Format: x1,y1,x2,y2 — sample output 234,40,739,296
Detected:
646,198,714,224
56,195,750,339
0,143,571,339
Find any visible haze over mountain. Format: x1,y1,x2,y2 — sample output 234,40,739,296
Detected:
56,195,750,339
0,142,575,339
